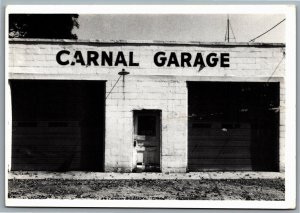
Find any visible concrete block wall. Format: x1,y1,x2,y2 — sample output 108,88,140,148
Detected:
279,79,285,172
8,40,285,79
105,77,187,172
8,39,286,173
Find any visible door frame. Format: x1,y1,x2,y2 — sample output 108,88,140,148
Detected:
132,109,162,172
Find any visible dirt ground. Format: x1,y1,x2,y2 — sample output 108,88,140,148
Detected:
8,178,284,200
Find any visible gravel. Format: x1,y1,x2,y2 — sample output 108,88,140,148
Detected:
8,178,284,200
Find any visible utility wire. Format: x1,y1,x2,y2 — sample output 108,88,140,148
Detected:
229,21,236,42
225,15,236,42
249,18,286,42
105,75,122,100
267,53,285,82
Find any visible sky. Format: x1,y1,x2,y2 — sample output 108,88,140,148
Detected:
73,14,285,43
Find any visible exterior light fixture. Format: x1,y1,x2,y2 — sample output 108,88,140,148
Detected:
118,68,130,76
106,68,130,100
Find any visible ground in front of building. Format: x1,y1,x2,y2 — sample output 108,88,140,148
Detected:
8,178,284,200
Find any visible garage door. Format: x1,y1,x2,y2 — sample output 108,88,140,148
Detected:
189,121,252,171
188,82,279,171
10,80,105,171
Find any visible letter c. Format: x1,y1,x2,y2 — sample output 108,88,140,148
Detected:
56,50,70,65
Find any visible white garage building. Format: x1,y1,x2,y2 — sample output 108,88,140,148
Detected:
7,38,285,173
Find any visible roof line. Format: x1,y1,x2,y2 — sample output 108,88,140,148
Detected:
8,38,286,48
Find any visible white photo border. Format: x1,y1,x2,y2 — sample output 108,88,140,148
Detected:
5,4,296,209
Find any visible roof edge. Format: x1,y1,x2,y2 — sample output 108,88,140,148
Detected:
8,38,286,48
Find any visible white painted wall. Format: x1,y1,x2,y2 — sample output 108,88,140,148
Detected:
8,39,285,172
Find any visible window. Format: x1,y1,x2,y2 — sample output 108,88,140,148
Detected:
137,115,156,136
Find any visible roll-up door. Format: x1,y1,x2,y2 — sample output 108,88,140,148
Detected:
10,80,105,171
189,122,252,171
188,82,279,171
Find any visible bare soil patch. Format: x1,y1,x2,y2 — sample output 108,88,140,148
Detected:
8,178,284,200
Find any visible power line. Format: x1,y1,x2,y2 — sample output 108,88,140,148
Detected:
225,15,236,42
229,21,236,42
267,52,285,82
105,75,122,100
249,18,286,42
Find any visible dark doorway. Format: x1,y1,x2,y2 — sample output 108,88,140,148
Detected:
188,82,279,171
10,80,105,171
133,110,161,172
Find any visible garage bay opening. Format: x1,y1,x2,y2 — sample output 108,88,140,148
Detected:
10,80,105,172
188,82,279,172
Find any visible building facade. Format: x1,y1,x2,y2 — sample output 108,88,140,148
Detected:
7,39,285,173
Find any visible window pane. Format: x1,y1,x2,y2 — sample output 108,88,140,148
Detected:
138,115,156,136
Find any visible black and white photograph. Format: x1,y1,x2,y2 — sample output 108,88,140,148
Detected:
5,5,296,208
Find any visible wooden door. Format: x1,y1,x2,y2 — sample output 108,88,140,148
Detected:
133,110,161,172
